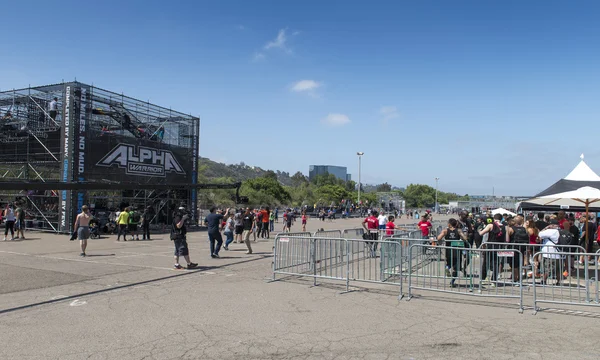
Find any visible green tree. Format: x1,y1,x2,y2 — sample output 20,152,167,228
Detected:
263,170,278,181
315,184,349,205
291,171,308,187
241,177,291,207
376,182,392,192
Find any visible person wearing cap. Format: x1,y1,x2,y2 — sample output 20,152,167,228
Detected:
171,206,198,269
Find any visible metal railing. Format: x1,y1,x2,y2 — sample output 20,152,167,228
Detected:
270,231,600,315
407,243,524,313
272,234,403,298
532,251,600,314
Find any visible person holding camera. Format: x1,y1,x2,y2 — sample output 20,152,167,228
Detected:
171,206,198,270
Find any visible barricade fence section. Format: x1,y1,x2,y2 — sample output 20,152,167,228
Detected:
407,243,524,313
314,230,342,238
532,251,600,314
480,242,586,291
270,232,600,315
272,234,313,278
343,228,364,240
272,234,403,296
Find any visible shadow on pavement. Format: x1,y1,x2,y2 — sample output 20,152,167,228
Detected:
0,253,271,315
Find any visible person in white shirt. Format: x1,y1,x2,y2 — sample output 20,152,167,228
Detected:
377,212,387,230
537,219,564,285
48,97,58,121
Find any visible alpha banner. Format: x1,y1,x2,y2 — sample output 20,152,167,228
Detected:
85,134,193,184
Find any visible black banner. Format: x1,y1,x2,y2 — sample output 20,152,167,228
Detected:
85,134,193,184
59,85,74,232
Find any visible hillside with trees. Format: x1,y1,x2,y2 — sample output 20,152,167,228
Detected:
197,157,468,209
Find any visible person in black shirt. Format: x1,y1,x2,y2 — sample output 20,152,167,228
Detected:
205,206,226,258
171,207,198,270
579,214,597,260
535,212,548,231
141,206,153,240
241,208,254,254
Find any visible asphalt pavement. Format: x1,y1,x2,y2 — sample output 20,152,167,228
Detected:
0,214,598,359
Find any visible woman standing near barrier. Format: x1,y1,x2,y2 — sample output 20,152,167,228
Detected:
362,210,379,257
526,219,540,268
436,218,467,287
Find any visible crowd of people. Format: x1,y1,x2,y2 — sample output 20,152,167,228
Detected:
434,210,600,287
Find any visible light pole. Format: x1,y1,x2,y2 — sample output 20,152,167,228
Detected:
435,177,439,213
357,152,364,209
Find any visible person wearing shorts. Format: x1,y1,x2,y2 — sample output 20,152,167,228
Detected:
14,206,25,240
234,210,243,243
74,205,92,257
171,207,198,270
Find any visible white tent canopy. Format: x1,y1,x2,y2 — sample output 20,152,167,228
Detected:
520,154,600,211
491,208,516,216
536,186,600,207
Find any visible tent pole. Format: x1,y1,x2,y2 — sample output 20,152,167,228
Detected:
585,201,589,252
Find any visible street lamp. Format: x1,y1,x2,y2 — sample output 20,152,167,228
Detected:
357,152,364,208
435,177,440,213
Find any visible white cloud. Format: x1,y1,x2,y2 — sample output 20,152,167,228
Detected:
253,52,266,62
237,25,246,30
292,31,301,36
291,80,321,92
264,29,290,53
322,113,350,127
379,106,399,124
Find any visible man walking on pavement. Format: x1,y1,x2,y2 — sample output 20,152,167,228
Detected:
171,206,198,270
241,208,254,254
205,206,225,258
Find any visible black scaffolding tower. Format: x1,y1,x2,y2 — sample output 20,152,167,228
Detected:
0,82,200,233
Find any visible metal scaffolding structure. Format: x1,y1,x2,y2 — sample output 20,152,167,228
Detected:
0,82,200,233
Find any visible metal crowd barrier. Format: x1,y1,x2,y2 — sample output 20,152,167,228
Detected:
407,243,524,313
532,251,600,314
272,234,403,297
480,242,586,291
271,232,600,315
343,228,364,239
314,230,342,238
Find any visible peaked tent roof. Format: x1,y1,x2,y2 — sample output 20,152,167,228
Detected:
520,155,600,211
491,208,516,216
564,159,600,181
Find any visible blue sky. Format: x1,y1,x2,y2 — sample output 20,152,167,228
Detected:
3,0,600,196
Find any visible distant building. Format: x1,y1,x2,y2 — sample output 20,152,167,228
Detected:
346,174,352,182
309,165,349,182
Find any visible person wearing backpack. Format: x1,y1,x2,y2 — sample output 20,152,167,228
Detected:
436,218,467,288
129,208,141,241
479,214,510,286
538,219,565,285
510,215,529,282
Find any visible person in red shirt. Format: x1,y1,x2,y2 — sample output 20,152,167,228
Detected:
385,215,406,236
418,214,432,239
362,210,379,257
260,207,270,239
557,210,568,230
